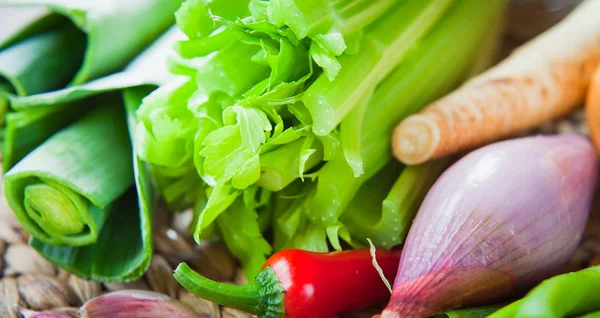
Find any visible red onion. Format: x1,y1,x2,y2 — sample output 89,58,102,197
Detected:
382,135,598,318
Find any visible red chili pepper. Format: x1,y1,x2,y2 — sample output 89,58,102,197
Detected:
174,248,401,318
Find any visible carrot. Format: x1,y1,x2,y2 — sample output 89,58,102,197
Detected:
587,65,600,154
392,0,600,165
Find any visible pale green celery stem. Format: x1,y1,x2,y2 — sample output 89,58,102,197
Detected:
216,198,272,279
340,87,374,177
343,160,448,249
195,40,271,99
303,0,456,136
268,0,398,40
257,138,324,192
332,0,401,36
305,0,507,226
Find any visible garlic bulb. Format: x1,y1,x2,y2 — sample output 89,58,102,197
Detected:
382,135,598,318
80,290,197,317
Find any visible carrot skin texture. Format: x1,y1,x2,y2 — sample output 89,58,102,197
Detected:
587,65,600,154
392,0,600,165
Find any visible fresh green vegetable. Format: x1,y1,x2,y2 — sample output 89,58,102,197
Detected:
217,192,272,278
1,25,181,281
435,304,505,318
0,0,183,85
490,266,600,318
2,100,90,171
4,105,133,246
1,27,182,171
303,0,455,139
0,22,85,96
342,159,448,249
134,0,505,278
0,6,59,49
28,88,157,282
305,0,506,248
269,0,401,80
0,0,182,171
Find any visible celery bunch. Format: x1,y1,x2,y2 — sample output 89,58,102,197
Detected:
136,0,506,277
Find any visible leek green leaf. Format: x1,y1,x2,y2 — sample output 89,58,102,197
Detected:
0,0,183,85
29,86,158,282
4,105,133,246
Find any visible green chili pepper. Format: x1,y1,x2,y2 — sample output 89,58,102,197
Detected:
490,266,600,318
434,304,505,318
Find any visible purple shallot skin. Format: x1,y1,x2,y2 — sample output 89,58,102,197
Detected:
382,135,598,318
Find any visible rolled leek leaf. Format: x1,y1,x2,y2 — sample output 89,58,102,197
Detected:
4,104,133,246
0,0,182,163
7,27,184,111
1,18,179,281
29,87,157,282
0,0,183,86
0,21,86,97
2,27,182,171
0,6,60,49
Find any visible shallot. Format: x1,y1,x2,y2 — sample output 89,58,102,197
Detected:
382,135,598,318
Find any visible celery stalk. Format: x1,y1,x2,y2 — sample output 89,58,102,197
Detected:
268,0,401,79
4,105,133,246
257,137,323,192
304,0,508,242
216,196,272,279
342,160,448,248
303,0,456,137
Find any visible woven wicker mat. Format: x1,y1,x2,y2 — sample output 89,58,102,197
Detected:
0,1,598,317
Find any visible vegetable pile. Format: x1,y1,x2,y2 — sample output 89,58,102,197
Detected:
2,0,600,317
136,0,506,278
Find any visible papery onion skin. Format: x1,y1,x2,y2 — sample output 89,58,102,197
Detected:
382,135,598,318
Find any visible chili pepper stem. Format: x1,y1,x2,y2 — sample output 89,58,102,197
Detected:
174,263,285,318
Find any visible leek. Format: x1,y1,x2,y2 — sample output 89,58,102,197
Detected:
2,25,181,281
0,22,85,96
2,27,182,171
4,105,133,246
29,87,157,282
0,0,183,85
